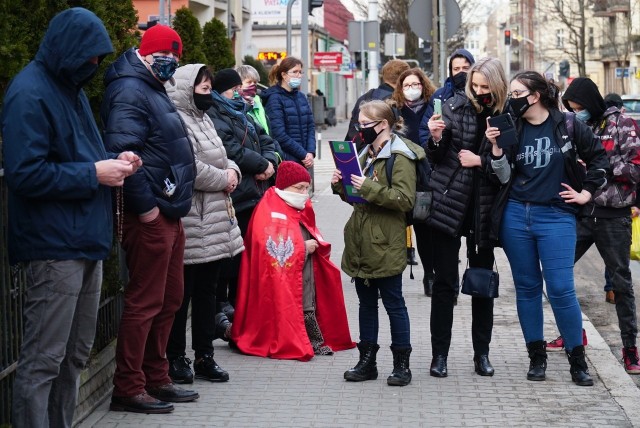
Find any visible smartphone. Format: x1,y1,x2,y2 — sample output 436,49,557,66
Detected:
433,98,442,116
488,113,518,148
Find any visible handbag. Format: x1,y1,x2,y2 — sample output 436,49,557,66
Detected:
461,262,499,299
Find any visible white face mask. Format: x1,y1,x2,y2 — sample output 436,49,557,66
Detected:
275,188,309,210
403,88,422,102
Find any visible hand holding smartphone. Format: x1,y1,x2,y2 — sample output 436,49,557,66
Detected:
487,113,518,148
433,98,442,116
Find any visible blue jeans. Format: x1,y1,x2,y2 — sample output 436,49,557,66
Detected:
500,201,584,351
354,274,411,348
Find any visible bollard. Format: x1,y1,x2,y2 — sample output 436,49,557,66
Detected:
317,132,322,160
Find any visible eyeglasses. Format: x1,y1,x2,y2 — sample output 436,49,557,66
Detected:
287,70,304,76
403,82,422,90
508,89,530,98
354,121,380,131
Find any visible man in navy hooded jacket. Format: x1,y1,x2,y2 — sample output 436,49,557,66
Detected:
1,8,139,428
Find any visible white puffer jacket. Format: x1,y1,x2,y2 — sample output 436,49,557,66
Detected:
167,64,244,264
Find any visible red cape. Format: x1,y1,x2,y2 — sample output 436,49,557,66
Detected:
231,187,355,361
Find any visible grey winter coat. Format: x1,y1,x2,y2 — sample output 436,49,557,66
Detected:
166,64,244,264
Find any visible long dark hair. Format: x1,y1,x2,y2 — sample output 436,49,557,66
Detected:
511,71,560,111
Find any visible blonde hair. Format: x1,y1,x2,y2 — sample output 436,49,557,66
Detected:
465,57,508,114
392,68,436,105
358,99,406,135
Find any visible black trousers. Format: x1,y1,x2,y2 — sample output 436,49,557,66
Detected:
414,222,434,276
430,228,494,357
217,208,253,306
167,259,226,360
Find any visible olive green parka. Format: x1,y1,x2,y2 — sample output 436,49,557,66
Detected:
333,135,425,279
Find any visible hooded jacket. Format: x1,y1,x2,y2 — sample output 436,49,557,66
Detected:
420,49,475,144
332,136,426,279
1,8,114,264
562,78,640,216
261,84,315,162
166,64,244,264
101,48,196,219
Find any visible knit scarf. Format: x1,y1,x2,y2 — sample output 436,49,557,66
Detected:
211,91,256,135
405,98,425,113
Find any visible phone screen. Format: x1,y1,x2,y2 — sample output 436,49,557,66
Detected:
434,98,442,116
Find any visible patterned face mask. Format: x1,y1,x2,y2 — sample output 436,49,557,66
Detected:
150,56,178,81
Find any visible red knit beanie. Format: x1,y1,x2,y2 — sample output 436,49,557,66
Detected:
275,161,311,190
139,25,183,58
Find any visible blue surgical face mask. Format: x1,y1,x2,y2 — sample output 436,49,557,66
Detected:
288,77,302,89
150,56,178,81
232,90,241,100
575,109,591,122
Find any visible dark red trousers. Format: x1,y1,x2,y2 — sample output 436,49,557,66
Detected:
113,212,185,397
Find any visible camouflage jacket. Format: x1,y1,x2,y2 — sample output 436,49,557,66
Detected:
584,107,640,215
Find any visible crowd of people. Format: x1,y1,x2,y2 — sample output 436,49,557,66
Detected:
3,7,640,426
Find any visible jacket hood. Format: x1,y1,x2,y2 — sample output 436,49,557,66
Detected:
104,48,164,91
35,8,113,87
562,77,606,119
448,49,475,76
166,63,206,114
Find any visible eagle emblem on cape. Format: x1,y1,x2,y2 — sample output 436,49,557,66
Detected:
266,235,295,267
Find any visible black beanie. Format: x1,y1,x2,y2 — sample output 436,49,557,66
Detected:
212,68,242,94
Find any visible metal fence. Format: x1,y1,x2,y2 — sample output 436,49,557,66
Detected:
0,169,124,426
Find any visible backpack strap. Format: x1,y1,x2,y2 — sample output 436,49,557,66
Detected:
385,153,397,188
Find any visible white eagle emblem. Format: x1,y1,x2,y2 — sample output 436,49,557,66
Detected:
266,235,295,267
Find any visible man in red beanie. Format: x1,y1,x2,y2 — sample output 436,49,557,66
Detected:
101,25,198,414
231,161,355,361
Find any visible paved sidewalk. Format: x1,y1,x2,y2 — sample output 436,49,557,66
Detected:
80,121,640,427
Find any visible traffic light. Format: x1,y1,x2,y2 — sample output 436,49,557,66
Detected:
422,40,433,70
559,59,570,78
309,0,323,15
504,30,511,45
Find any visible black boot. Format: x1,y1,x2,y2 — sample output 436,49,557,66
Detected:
387,347,412,386
526,340,547,381
566,345,594,386
214,312,232,342
423,273,434,297
473,354,494,376
304,311,333,355
407,247,418,265
430,354,448,377
344,342,379,381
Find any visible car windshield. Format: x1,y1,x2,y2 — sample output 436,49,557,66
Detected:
623,98,640,113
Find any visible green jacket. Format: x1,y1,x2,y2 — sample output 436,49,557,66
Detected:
247,96,269,135
333,135,425,279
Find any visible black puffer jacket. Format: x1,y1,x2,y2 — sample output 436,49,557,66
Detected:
426,93,501,248
102,48,195,219
207,94,278,213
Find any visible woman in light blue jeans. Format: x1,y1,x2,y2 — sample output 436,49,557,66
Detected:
487,71,609,386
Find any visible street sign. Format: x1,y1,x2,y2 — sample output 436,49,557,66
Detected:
616,67,631,78
347,21,380,51
384,33,406,56
408,0,460,40
313,52,343,67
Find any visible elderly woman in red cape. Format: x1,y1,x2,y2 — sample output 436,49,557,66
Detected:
231,161,355,361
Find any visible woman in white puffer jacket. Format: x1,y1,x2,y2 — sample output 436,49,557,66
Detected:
164,63,244,385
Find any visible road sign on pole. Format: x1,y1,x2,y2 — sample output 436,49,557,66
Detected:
384,33,405,57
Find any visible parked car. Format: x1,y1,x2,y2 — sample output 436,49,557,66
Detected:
622,94,640,123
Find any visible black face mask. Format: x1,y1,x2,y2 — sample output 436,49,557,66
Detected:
452,72,467,90
360,123,381,146
193,92,214,111
508,95,531,118
72,62,99,87
474,92,493,107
